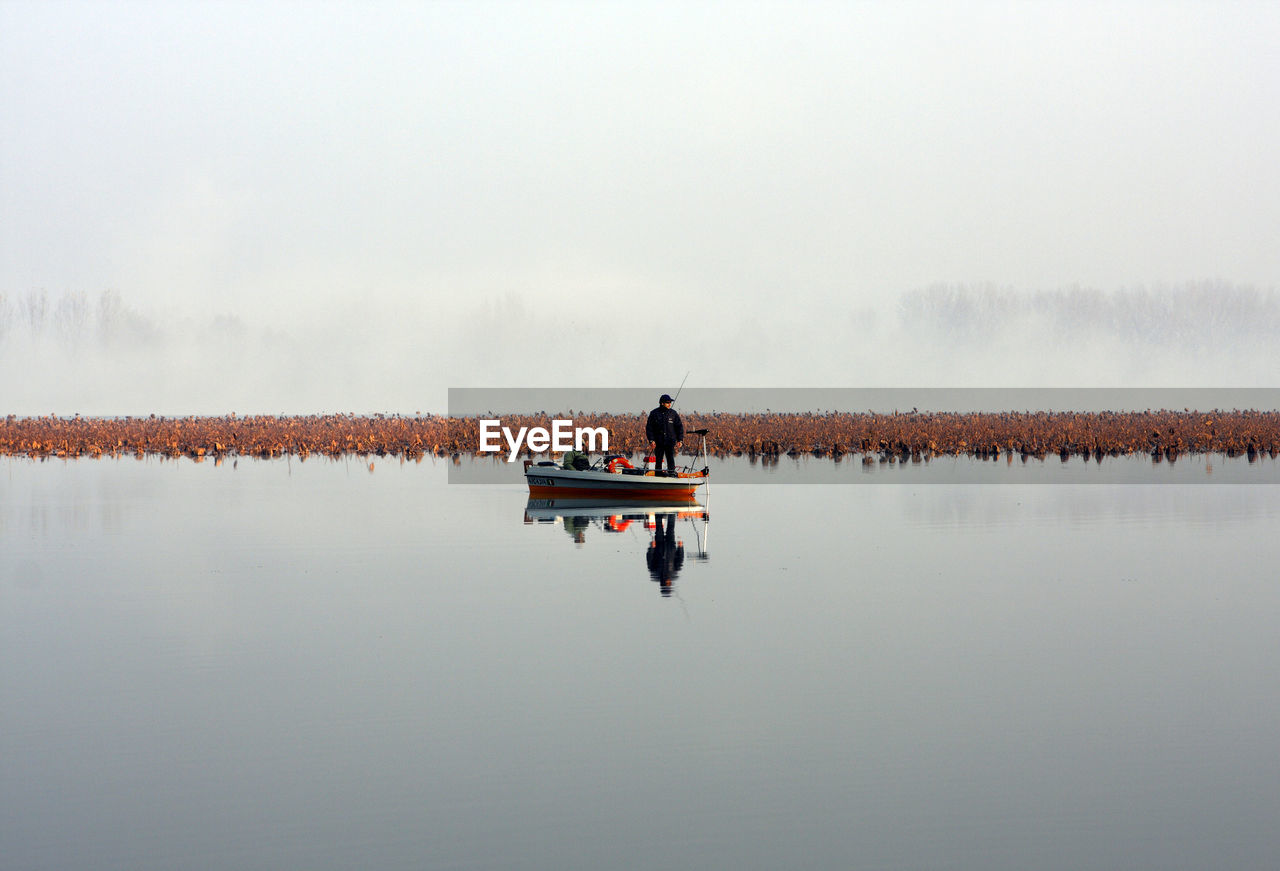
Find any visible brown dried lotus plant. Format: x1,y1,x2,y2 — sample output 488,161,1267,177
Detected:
1,410,1277,463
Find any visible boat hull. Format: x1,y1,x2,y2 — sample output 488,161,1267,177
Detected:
525,465,706,499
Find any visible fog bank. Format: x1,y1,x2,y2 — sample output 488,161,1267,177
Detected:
2,283,1276,416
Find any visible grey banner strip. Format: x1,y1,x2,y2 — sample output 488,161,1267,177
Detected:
447,388,1280,484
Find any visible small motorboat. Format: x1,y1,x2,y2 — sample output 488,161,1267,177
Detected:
524,430,710,499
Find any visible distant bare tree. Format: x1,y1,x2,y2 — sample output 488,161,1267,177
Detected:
96,289,124,345
93,288,160,347
54,291,90,347
0,292,11,340
24,289,48,334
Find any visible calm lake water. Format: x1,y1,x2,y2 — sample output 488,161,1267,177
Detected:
4,456,1280,870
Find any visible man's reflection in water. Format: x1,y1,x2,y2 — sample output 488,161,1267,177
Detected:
525,500,705,593
646,513,685,597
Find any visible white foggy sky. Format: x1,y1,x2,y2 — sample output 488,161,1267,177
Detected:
2,1,1278,413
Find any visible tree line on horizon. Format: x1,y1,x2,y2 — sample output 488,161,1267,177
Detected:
3,283,1278,351
0,289,158,347
897,281,1280,348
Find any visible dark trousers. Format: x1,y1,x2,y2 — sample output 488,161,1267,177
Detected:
654,442,677,473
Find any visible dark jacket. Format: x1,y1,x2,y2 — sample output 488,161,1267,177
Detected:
646,406,684,444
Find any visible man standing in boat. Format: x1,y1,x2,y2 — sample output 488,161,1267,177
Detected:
646,393,684,476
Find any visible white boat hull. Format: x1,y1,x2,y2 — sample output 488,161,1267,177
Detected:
524,464,707,499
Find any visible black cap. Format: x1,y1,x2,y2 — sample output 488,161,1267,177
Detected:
660,394,674,403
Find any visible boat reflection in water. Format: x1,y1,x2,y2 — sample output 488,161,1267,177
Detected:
523,498,710,596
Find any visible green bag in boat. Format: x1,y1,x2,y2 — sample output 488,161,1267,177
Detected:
561,451,591,471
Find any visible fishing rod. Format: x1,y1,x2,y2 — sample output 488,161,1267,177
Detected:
671,371,690,405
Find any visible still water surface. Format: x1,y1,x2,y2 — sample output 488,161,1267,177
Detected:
3,457,1280,870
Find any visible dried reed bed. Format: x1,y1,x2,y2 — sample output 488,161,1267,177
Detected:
0,414,458,461
4,409,1280,463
